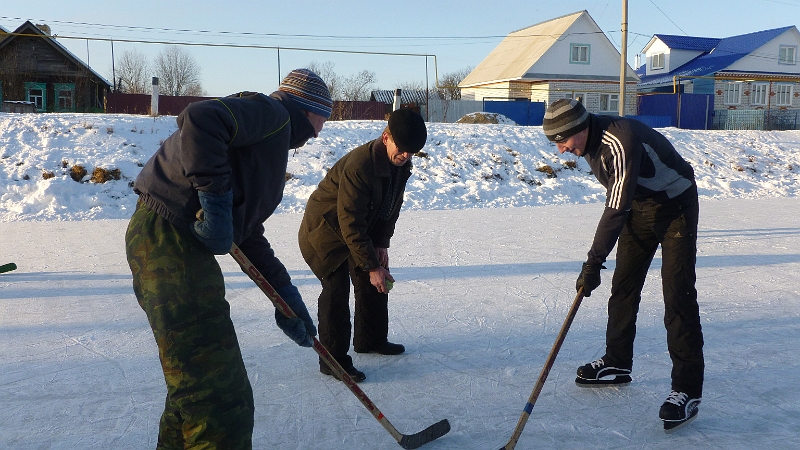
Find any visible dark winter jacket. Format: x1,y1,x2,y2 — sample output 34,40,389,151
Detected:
133,90,316,288
582,114,696,266
298,138,412,279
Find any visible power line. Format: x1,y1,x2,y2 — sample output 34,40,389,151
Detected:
0,15,653,45
7,32,437,58
647,0,688,35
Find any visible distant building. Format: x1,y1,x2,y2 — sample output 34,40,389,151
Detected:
458,11,638,116
637,26,800,112
370,89,428,107
0,21,111,112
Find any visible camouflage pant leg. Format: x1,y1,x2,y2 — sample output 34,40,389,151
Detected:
126,201,254,450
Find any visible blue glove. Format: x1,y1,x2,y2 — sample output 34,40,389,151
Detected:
191,190,234,254
274,284,317,347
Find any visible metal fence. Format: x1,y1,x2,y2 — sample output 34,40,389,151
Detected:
424,98,484,123
712,109,800,131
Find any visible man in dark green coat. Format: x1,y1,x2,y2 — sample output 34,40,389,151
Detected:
298,109,427,382
126,68,330,449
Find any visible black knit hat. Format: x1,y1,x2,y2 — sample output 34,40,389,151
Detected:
279,69,333,119
542,99,590,142
388,109,427,153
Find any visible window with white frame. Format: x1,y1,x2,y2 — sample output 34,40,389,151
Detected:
751,83,769,105
599,93,619,112
570,44,590,64
723,82,742,105
776,84,793,106
779,45,797,65
651,53,665,70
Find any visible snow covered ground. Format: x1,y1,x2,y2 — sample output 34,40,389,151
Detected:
1,112,799,449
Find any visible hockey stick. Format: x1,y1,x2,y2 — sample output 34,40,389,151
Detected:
500,288,585,450
229,243,450,449
0,263,17,274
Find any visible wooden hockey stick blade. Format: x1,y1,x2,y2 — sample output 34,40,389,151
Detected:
399,419,451,449
229,243,450,448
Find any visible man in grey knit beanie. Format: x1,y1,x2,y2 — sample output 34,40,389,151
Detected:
543,98,705,431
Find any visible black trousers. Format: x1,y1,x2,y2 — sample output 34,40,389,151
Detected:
605,190,705,398
317,257,389,368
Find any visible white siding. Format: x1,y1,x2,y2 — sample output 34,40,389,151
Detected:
727,29,800,75
528,15,635,79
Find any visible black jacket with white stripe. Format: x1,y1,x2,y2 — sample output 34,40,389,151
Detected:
582,114,696,266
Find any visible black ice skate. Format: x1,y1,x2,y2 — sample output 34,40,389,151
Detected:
660,390,700,432
574,357,632,387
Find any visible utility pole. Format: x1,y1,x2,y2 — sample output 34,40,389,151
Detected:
619,0,628,116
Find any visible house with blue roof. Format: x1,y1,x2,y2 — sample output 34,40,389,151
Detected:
637,26,800,123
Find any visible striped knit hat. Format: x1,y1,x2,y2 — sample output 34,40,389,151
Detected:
542,99,590,142
279,69,333,119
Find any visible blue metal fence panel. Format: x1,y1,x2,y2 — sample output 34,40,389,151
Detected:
483,100,546,126
638,95,678,127
677,94,714,130
628,115,673,128
637,93,713,129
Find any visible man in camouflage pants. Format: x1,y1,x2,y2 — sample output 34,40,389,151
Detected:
126,69,330,449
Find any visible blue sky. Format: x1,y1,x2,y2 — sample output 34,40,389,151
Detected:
2,0,799,97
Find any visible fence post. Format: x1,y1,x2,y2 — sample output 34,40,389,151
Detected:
150,77,159,117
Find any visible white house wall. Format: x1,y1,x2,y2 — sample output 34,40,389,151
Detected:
713,79,799,110
528,15,636,79
644,40,670,77
543,81,638,116
644,40,704,76
459,12,583,88
726,28,800,75
464,79,638,116
668,49,705,73
461,82,513,101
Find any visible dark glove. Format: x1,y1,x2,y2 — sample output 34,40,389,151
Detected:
576,263,606,297
274,285,317,347
191,190,234,254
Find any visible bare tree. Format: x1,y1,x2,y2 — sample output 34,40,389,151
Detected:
155,46,204,96
435,66,473,100
114,49,150,94
303,62,377,119
396,80,426,92
306,60,342,100
340,69,377,101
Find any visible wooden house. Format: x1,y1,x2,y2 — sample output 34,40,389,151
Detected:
0,21,111,112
